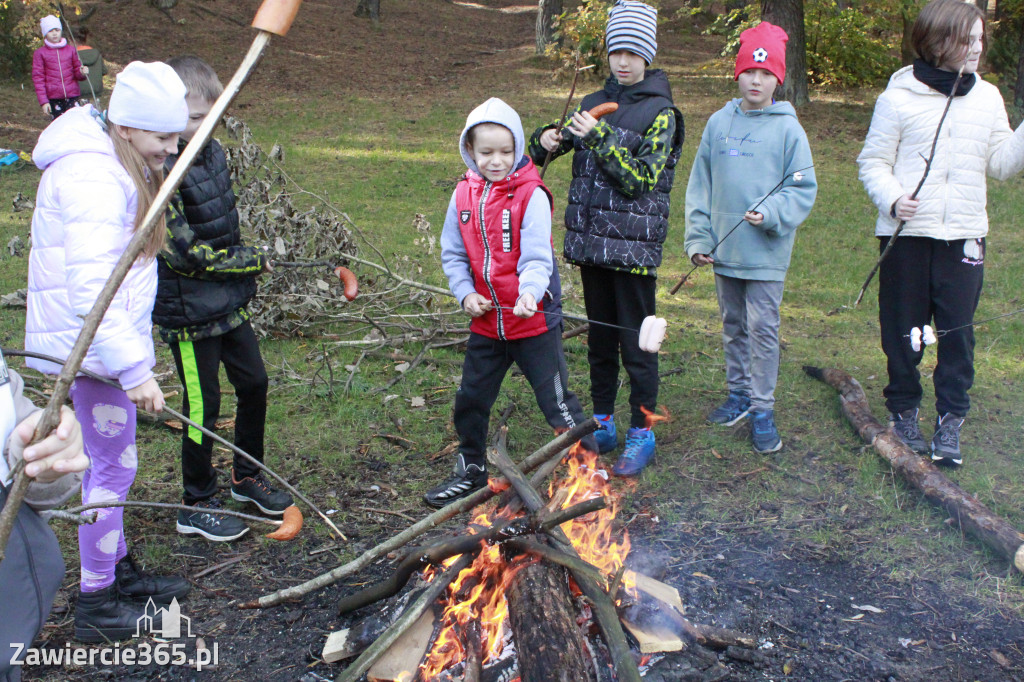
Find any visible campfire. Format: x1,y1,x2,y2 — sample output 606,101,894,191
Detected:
324,418,756,682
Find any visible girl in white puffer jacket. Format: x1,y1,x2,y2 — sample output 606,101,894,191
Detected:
857,0,1024,468
26,61,192,643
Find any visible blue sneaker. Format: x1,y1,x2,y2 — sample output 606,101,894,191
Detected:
749,409,782,453
593,413,618,453
707,391,751,426
612,427,655,476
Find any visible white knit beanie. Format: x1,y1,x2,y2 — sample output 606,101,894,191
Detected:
606,1,658,65
40,15,62,36
107,62,189,133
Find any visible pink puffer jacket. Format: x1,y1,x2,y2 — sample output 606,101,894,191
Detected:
32,41,84,105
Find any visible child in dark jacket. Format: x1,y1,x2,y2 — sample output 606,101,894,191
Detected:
32,15,88,119
155,56,292,541
424,97,598,508
529,0,683,476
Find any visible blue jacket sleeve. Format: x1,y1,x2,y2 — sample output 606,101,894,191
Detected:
516,188,554,302
755,123,817,238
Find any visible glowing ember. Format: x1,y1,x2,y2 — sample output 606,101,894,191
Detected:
419,439,635,678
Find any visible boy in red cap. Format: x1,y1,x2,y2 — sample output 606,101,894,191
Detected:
684,21,817,454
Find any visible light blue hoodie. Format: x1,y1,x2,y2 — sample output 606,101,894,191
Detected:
684,99,817,281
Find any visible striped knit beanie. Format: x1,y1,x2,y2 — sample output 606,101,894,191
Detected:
606,1,658,65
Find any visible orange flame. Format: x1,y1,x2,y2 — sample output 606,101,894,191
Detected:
487,477,510,494
641,405,670,430
419,441,633,677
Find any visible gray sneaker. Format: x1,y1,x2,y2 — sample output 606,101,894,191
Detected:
931,413,964,467
889,408,927,454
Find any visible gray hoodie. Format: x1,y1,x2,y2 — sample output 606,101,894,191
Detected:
441,98,554,306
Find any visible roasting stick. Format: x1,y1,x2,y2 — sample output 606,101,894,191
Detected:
0,0,306,563
3,348,340,542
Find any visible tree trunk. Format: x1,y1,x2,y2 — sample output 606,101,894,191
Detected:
761,0,809,107
900,4,915,66
1014,21,1024,112
355,0,380,24
804,366,1024,573
536,0,563,55
504,553,595,682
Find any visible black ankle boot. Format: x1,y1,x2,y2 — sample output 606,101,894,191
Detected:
74,584,158,643
115,554,191,604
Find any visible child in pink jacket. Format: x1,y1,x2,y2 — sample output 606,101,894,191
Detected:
32,15,88,120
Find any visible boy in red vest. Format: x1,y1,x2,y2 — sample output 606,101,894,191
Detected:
425,98,597,508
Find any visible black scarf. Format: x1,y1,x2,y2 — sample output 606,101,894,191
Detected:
912,58,976,97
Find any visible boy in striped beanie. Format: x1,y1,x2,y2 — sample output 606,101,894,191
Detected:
529,0,684,477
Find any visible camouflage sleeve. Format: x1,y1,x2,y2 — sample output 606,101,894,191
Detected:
160,200,266,281
527,110,578,167
583,108,677,199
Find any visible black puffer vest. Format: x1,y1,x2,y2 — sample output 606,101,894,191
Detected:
154,139,257,330
565,70,684,270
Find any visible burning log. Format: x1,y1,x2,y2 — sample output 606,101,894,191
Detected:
487,431,642,682
242,419,599,609
337,497,606,615
336,553,475,682
504,552,595,682
805,366,1024,573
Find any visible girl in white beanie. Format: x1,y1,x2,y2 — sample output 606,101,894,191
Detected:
26,61,193,643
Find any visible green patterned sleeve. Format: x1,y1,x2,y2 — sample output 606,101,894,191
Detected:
160,199,266,281
583,108,677,198
528,109,579,167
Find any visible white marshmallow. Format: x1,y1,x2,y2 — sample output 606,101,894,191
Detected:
910,326,922,352
638,316,667,353
922,325,937,346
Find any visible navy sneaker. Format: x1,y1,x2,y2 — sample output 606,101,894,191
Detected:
612,427,655,476
707,391,751,426
931,413,964,467
889,407,927,454
176,496,250,542
424,454,487,508
593,413,618,453
749,409,782,453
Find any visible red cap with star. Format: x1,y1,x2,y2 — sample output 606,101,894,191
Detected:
734,21,788,85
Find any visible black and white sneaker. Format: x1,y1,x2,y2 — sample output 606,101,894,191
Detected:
231,471,293,515
931,413,965,467
176,496,250,542
424,454,487,509
889,407,928,454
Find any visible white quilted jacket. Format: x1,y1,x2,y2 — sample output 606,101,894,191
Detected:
26,106,157,390
858,65,1024,239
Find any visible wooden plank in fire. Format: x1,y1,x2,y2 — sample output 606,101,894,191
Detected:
366,608,436,682
619,570,688,653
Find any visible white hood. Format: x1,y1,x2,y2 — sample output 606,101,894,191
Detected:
33,105,116,171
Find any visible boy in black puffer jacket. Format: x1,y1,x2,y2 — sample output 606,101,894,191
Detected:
529,1,684,477
155,56,291,542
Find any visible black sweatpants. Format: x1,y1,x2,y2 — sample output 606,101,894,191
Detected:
454,326,596,467
168,321,269,504
579,265,658,428
878,236,984,417
48,97,78,119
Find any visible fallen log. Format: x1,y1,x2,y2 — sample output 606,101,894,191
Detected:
488,430,642,682
804,365,1024,573
241,419,599,609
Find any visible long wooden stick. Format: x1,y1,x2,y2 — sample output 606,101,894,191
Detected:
0,0,303,565
804,365,1024,573
538,57,591,180
239,419,598,609
4,348,344,541
488,429,642,682
853,64,965,307
43,500,280,527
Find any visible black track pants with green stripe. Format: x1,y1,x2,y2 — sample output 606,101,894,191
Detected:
168,321,269,504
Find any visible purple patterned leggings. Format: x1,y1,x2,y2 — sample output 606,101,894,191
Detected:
70,377,139,592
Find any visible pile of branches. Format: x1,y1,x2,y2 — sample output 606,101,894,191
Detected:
222,116,358,335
